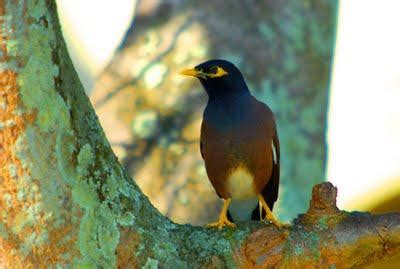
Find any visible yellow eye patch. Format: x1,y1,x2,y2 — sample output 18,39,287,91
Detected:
206,66,229,78
179,66,228,79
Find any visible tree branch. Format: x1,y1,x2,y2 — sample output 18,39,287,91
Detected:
238,182,400,268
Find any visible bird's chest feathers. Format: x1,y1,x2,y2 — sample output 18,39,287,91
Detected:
226,165,256,199
204,98,251,129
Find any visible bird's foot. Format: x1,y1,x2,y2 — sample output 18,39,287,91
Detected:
257,194,289,230
206,216,235,230
262,217,290,229
262,217,290,237
262,214,289,229
206,198,235,229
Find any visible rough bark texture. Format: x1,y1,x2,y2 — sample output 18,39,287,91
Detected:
1,0,400,268
90,0,338,224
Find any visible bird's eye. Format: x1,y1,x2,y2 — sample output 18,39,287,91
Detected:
210,66,218,74
205,66,228,78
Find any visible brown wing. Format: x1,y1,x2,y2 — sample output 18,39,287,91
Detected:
252,117,280,220
200,120,231,198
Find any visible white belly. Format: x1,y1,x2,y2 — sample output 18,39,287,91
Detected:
226,166,256,199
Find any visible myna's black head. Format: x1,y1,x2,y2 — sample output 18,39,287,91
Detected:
180,59,249,98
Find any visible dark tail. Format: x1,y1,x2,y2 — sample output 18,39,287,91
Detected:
251,164,279,220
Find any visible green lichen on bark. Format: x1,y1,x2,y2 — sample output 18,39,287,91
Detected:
4,0,129,266
4,0,75,259
7,2,199,266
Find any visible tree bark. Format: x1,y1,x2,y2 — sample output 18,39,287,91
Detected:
1,0,399,268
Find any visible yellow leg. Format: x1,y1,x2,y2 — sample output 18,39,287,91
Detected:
257,194,286,228
206,198,235,229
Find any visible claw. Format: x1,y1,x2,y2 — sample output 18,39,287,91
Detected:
206,198,235,229
258,194,288,229
206,217,235,229
262,217,290,229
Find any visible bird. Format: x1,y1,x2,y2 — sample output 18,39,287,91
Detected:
180,59,283,229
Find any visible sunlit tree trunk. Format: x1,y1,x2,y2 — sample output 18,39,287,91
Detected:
1,0,399,268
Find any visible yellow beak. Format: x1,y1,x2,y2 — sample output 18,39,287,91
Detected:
179,68,201,77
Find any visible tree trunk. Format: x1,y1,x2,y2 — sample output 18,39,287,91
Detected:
1,0,399,268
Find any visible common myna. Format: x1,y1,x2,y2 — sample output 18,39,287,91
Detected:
180,59,283,229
